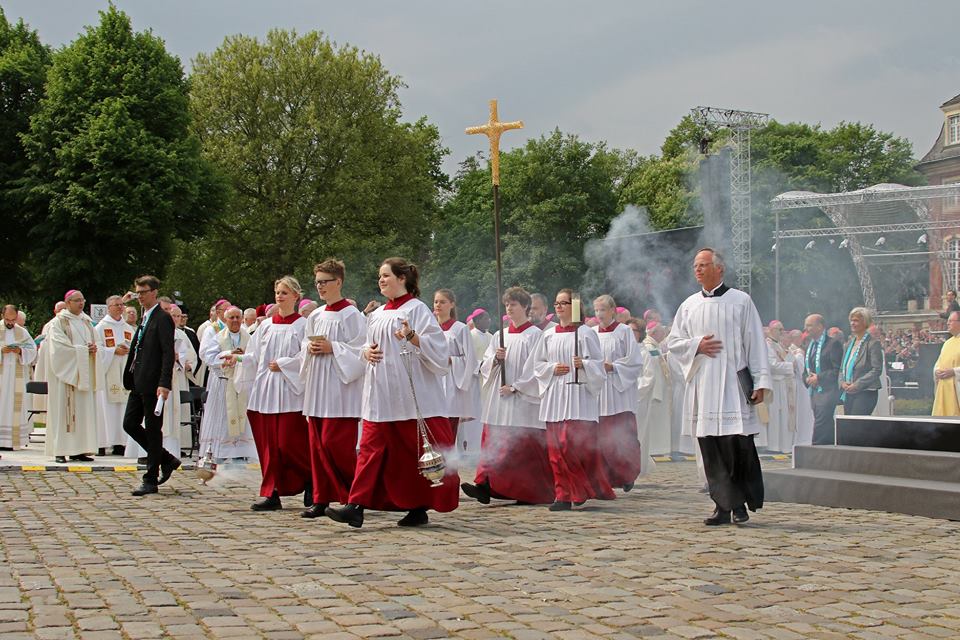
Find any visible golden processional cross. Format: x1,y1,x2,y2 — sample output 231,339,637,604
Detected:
466,100,523,385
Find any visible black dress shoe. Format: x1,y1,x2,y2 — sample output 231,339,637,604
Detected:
398,508,429,527
303,483,313,508
461,482,491,504
325,503,364,528
137,457,148,465
69,454,94,462
548,501,572,512
622,482,635,492
704,508,732,526
97,448,107,457
573,500,586,507
158,457,182,485
251,494,282,511
111,445,126,456
300,503,328,518
732,505,750,524
131,483,159,496
54,456,67,464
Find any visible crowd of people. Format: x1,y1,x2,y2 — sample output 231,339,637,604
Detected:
1,248,950,527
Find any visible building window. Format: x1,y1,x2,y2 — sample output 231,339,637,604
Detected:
947,238,960,291
950,114,960,145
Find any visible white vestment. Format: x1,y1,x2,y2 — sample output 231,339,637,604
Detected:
1,324,37,448
440,320,481,422
238,316,306,414
594,322,643,418
764,338,795,453
31,316,60,422
789,345,815,447
300,303,366,418
199,328,258,460
45,310,99,457
479,324,543,429
666,287,771,438
471,328,492,363
638,336,672,455
94,316,134,448
361,297,449,422
873,353,891,417
528,325,605,423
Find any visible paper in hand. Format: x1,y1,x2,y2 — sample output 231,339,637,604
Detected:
154,395,165,417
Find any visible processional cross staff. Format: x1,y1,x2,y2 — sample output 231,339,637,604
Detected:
466,99,523,386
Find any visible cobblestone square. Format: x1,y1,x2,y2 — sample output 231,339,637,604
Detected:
2,460,959,639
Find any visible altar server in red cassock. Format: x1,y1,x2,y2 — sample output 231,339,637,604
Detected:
462,287,554,505
528,288,615,511
299,259,366,518
235,276,312,511
325,257,458,528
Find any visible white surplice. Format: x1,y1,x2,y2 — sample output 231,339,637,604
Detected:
198,327,258,460
666,286,771,438
638,335,672,456
471,328,492,363
440,320,481,422
1,323,37,448
594,322,643,417
45,310,99,457
361,298,449,422
94,315,134,449
238,316,306,414
789,344,815,447
300,303,366,418
765,338,795,453
479,324,543,429
528,325,605,423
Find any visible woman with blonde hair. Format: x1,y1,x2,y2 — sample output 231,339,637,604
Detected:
839,307,883,416
233,275,312,511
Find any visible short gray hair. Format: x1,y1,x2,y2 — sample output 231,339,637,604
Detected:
849,306,873,326
696,247,725,269
593,294,616,310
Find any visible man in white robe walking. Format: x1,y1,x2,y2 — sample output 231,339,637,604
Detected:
1,305,38,450
667,248,770,526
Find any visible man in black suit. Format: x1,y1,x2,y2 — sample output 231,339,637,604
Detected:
803,314,844,445
122,275,181,495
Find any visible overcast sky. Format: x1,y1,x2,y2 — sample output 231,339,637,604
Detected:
4,1,957,176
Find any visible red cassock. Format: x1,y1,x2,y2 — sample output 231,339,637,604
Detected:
598,411,643,487
307,417,358,505
474,424,555,504
247,410,312,498
348,416,459,512
545,419,616,503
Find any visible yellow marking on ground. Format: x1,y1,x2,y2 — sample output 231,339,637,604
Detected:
67,466,91,472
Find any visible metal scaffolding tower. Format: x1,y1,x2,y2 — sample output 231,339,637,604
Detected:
691,106,770,293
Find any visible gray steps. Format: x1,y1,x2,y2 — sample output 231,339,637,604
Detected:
765,467,960,521
794,445,960,484
765,445,960,521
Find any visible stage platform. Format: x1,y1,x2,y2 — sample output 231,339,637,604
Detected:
765,414,960,521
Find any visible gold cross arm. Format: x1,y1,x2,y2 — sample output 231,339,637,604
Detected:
466,99,523,186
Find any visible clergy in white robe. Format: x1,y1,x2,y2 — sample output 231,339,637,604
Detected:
666,249,770,525
199,310,258,461
434,289,481,451
326,259,457,529
638,323,672,457
528,289,615,510
300,261,366,516
764,322,796,453
30,302,66,426
462,314,493,453
95,297,134,453
592,295,644,491
45,291,100,462
788,338,815,447
462,287,554,506
236,280,311,511
529,293,557,332
1,306,37,449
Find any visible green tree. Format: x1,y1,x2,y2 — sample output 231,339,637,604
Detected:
21,6,223,305
0,8,51,304
169,29,447,314
425,130,628,313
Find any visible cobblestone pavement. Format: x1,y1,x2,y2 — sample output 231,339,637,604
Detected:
2,460,960,640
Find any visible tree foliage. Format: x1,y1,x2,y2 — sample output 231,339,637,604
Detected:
168,29,448,314
21,6,222,305
425,130,629,314
0,8,50,302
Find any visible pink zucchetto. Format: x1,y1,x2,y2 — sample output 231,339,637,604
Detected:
64,289,78,302
646,321,659,332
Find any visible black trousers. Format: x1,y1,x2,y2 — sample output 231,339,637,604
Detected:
843,390,878,417
123,390,176,484
698,434,764,512
811,390,840,445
